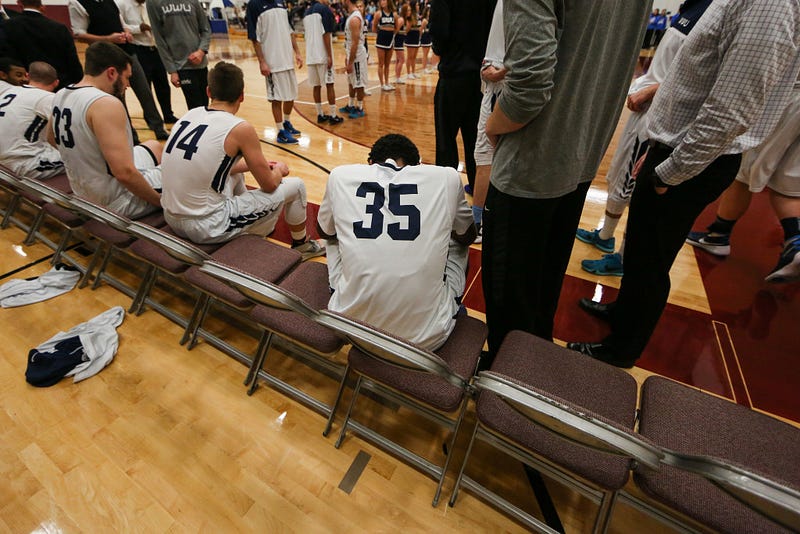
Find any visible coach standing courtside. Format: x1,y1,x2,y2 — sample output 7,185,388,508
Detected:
429,0,494,195
148,0,211,111
568,0,800,368
3,0,83,89
480,0,651,361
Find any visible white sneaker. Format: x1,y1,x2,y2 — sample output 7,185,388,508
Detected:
473,224,482,245
387,83,396,91
395,77,405,85
408,73,417,80
292,239,326,261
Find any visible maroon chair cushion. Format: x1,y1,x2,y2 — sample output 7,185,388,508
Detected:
129,224,222,274
475,330,638,490
635,376,800,533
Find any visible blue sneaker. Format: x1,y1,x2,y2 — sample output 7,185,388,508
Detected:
283,120,301,135
339,104,355,114
685,230,730,256
581,253,624,276
576,228,616,253
765,236,800,283
464,184,473,195
276,129,298,144
348,108,365,119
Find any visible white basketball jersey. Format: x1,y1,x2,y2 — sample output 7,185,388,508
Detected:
161,107,246,218
254,5,296,72
52,85,136,206
0,80,14,95
318,162,473,349
483,0,505,68
0,85,61,174
344,10,367,62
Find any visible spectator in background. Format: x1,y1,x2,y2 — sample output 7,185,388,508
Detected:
117,0,178,122
430,0,494,195
3,0,83,90
148,0,212,111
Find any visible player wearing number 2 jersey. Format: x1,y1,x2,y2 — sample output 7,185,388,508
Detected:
161,61,324,259
317,134,476,350
51,42,163,218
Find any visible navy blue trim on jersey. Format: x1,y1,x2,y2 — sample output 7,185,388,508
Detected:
305,1,335,33
377,161,403,172
246,0,288,41
226,206,279,232
24,115,48,142
137,143,159,166
211,154,235,193
672,0,712,36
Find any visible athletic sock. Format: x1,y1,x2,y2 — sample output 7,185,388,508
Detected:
599,215,621,241
348,97,355,107
315,103,323,116
356,100,363,110
284,111,292,123
329,104,337,116
472,205,483,225
290,229,307,243
780,216,800,242
707,215,736,235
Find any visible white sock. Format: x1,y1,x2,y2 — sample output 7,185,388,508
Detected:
329,104,337,116
599,215,621,241
276,121,284,131
315,103,323,115
284,111,292,123
348,97,355,107
290,229,306,241
357,100,363,110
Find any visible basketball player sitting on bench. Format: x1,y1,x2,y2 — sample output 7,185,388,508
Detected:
50,42,163,219
0,61,64,180
317,134,476,350
160,61,325,260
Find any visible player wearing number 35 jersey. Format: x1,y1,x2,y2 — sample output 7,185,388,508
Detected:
51,42,163,219
317,134,476,350
161,61,324,259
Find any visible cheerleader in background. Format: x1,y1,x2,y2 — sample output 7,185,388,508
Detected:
393,2,409,85
419,4,433,74
404,1,423,80
373,0,398,91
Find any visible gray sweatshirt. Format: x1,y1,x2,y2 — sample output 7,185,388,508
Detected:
491,0,652,199
147,0,211,73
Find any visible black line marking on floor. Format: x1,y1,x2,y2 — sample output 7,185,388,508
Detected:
259,139,331,175
0,243,82,281
338,450,371,495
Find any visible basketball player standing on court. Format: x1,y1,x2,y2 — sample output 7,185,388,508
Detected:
343,0,367,119
51,42,163,219
246,0,304,144
160,62,325,259
0,62,64,180
147,0,211,111
480,0,651,360
317,134,476,350
304,0,343,125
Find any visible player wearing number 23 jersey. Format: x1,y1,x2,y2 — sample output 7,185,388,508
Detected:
317,134,475,350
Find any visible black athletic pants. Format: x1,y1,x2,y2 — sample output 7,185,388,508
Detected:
177,67,209,110
133,44,174,120
605,143,742,360
482,181,591,357
434,72,481,188
126,51,166,131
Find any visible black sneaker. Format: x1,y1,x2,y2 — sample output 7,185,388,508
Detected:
765,236,800,283
328,115,344,125
163,114,179,124
685,230,731,256
317,114,330,123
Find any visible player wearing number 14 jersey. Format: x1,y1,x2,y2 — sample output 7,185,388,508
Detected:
161,61,324,259
317,134,476,350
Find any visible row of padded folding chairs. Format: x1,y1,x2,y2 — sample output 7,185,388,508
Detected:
447,331,800,533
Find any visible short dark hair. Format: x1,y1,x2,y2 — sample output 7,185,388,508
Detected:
83,42,132,76
369,134,420,165
208,61,244,103
0,56,25,75
19,0,43,8
28,61,58,85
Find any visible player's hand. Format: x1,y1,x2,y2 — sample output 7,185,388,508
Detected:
110,32,127,44
276,162,290,177
327,56,333,69
632,151,647,179
654,185,668,195
170,72,181,87
259,60,271,77
123,31,133,43
481,65,507,83
487,132,499,147
626,85,657,112
140,22,151,32
346,61,354,74
295,53,304,69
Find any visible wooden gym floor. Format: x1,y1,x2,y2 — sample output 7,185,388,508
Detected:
0,32,797,532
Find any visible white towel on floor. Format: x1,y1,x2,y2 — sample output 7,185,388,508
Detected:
0,264,80,308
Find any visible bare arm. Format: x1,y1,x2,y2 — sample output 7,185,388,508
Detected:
227,121,283,193
346,16,361,72
324,32,333,69
291,33,303,68
89,97,161,207
250,39,271,76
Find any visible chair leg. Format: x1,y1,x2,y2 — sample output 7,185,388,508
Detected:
180,294,207,345
129,265,156,314
323,364,350,437
78,242,104,288
91,245,116,290
1,194,21,228
23,209,46,245
592,491,618,534
245,330,270,386
50,228,73,265
334,374,362,449
186,295,211,350
448,421,480,507
433,397,470,507
246,331,273,396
